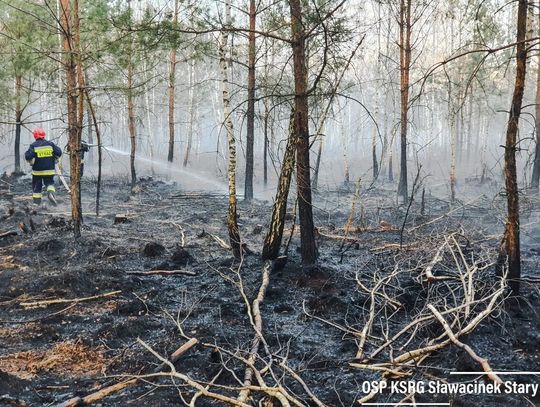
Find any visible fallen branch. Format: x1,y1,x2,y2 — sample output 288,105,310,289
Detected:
126,270,196,277
172,222,186,247
0,304,78,324
318,230,360,243
154,337,199,372
20,291,121,309
424,236,453,282
428,304,502,384
238,261,272,403
0,230,18,239
57,379,138,407
56,338,199,407
370,242,416,252
349,363,409,378
200,230,231,250
189,369,223,407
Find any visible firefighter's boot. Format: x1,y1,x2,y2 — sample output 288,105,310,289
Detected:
46,185,57,206
32,193,42,206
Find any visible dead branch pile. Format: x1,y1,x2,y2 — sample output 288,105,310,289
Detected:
344,232,508,404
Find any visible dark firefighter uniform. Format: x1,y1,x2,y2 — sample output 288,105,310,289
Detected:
80,140,90,176
66,140,90,176
25,130,62,205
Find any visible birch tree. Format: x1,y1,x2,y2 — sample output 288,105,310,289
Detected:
220,0,241,258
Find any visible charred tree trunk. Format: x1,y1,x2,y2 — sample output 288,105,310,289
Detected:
500,0,528,294
167,0,179,163
244,0,256,201
397,0,411,202
84,90,103,217
14,75,22,174
531,5,540,190
60,0,83,237
85,72,93,163
220,0,241,258
312,139,323,190
372,123,379,181
290,0,317,265
262,111,297,260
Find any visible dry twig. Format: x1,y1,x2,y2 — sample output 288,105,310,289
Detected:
20,291,121,309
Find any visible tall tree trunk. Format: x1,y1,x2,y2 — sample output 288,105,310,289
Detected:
290,0,317,265
372,1,381,182
128,61,136,187
380,108,388,178
500,0,528,294
380,1,392,179
220,0,241,258
144,61,156,175
450,115,457,202
340,100,350,184
397,0,411,202
244,0,256,201
465,88,473,163
14,75,22,174
531,3,540,189
262,111,297,260
167,0,179,163
85,71,93,164
126,3,136,189
312,137,323,190
262,43,271,187
183,59,195,167
60,0,83,237
84,88,102,217
388,131,395,182
372,120,379,180
74,0,85,217
263,90,269,186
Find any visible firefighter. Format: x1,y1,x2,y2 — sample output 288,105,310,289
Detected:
65,140,92,176
80,140,90,176
24,128,62,206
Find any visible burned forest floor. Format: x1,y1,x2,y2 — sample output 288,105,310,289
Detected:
0,173,539,407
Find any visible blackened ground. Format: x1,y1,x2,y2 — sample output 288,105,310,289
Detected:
0,173,538,407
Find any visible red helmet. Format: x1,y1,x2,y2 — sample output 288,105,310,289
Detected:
33,128,46,139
